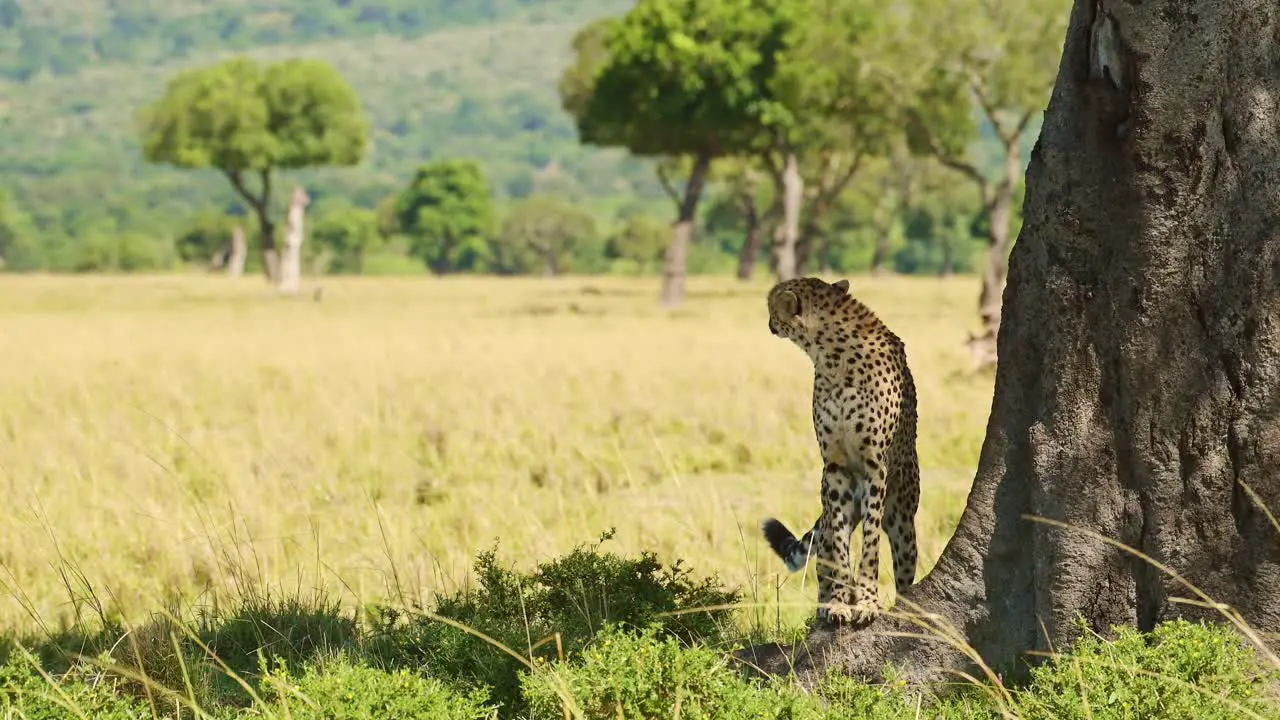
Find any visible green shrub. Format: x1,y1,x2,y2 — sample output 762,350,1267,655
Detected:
521,624,824,719
1017,618,1278,720
251,656,497,719
813,672,998,720
0,649,153,719
368,531,739,716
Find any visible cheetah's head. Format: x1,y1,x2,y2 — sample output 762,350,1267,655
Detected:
767,277,851,347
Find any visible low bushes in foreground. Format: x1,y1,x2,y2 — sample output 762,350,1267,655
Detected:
0,539,1275,719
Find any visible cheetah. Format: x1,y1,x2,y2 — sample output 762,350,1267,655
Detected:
760,276,920,627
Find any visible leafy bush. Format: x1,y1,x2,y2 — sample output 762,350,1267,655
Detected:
521,624,824,719
368,531,739,716
252,656,497,720
0,649,152,719
815,672,998,720
1017,618,1278,720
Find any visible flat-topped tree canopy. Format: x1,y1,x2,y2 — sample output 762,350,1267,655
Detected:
138,56,368,282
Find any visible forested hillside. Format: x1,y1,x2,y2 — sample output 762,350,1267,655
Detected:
0,0,654,251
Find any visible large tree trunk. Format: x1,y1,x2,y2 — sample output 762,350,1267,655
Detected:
737,0,1280,686
278,185,309,295
227,224,247,278
661,152,712,308
772,150,803,281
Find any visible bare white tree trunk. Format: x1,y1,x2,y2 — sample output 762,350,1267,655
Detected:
278,186,310,295
227,224,247,279
773,150,803,281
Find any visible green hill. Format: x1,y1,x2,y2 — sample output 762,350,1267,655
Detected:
0,0,658,243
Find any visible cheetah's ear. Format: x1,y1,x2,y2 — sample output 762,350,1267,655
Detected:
778,290,800,318
832,278,850,294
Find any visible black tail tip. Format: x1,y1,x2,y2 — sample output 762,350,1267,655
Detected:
761,517,795,554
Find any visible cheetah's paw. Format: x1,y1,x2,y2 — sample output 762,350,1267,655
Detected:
849,598,880,626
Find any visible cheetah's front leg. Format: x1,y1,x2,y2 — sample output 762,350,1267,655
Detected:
815,462,859,625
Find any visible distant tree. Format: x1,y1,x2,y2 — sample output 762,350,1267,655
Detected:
138,56,369,284
704,159,775,280
561,0,803,306
393,159,495,274
903,0,1067,363
605,213,669,274
758,0,900,280
174,210,240,266
311,205,382,274
0,190,39,271
494,195,598,276
0,0,20,30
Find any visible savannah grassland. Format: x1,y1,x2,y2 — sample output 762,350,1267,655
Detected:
0,273,990,634
3,274,1279,719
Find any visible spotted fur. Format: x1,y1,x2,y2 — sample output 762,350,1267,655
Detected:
761,277,920,626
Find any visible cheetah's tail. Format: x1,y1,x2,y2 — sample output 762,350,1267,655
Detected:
761,517,815,573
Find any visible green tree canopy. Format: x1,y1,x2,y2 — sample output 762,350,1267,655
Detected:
393,159,495,274
579,0,801,157
494,194,599,276
760,0,909,279
562,0,805,305
138,56,369,282
311,204,382,274
174,210,241,265
605,213,669,270
899,0,1067,356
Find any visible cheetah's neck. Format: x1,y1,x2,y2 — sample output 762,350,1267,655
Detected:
803,299,896,374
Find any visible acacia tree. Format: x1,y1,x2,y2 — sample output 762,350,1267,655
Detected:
560,0,802,306
139,57,368,284
739,0,1280,686
605,213,668,274
711,158,775,280
761,0,899,280
393,160,495,274
903,0,1066,365
311,204,382,274
494,194,598,276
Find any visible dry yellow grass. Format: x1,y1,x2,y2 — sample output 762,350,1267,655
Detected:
0,273,994,635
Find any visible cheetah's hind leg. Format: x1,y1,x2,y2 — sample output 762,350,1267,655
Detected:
761,517,818,572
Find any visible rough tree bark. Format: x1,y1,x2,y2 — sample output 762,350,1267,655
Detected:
659,152,712,307
737,0,1280,686
227,224,247,278
278,185,310,295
